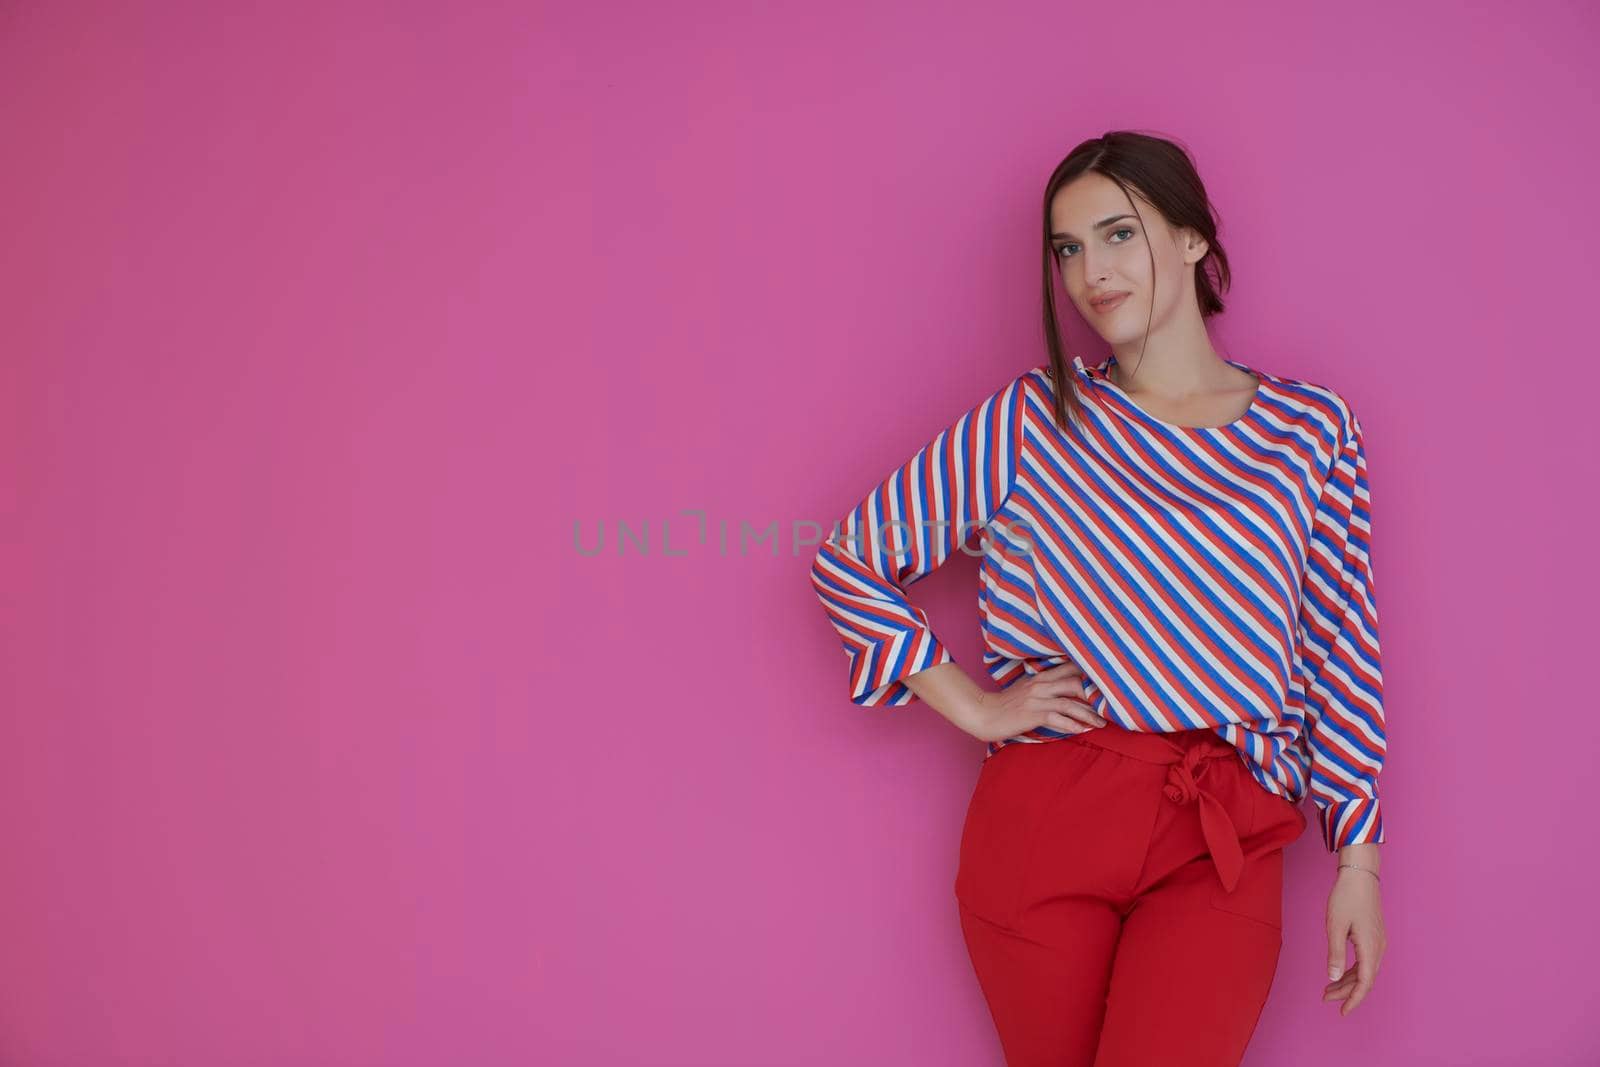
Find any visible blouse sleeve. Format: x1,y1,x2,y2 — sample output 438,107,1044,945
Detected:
1296,407,1388,851
809,371,1031,707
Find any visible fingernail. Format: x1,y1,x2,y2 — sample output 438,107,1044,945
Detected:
1328,966,1342,980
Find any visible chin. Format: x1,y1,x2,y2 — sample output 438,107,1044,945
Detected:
1087,325,1135,346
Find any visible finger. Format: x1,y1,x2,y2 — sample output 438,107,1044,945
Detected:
1034,688,1097,714
1030,680,1088,700
1337,967,1372,1015
1322,969,1358,995
1344,940,1378,1015
1040,709,1098,734
1040,661,1084,678
1046,698,1105,726
1327,930,1348,983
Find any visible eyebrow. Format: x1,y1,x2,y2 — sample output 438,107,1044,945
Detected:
1050,214,1136,241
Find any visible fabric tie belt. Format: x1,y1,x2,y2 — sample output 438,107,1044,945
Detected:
1070,722,1247,894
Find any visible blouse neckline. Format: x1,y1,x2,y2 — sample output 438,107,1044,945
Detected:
1074,353,1269,434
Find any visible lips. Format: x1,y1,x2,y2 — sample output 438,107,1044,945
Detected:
1091,292,1129,314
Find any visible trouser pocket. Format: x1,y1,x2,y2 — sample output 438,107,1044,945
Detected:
1208,776,1308,930
954,740,1099,929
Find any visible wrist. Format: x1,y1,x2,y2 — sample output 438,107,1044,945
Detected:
961,691,994,736
1336,842,1381,883
1336,842,1381,870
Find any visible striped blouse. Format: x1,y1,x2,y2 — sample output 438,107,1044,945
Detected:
809,354,1386,852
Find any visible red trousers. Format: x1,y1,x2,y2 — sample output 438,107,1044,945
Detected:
954,722,1308,1067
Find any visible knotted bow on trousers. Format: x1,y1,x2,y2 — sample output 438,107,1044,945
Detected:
1072,724,1247,894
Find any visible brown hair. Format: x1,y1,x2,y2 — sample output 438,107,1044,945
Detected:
1039,131,1232,431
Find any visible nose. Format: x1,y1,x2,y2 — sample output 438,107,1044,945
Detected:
1079,244,1112,287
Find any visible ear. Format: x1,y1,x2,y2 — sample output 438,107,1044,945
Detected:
1181,227,1209,265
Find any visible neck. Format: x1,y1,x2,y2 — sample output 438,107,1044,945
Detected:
1107,346,1238,399
1104,293,1228,397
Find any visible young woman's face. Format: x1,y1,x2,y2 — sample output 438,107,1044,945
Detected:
1048,171,1207,346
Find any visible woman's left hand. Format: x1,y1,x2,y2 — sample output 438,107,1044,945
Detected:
1322,866,1386,1016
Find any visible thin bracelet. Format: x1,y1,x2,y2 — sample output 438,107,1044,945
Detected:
1338,863,1380,883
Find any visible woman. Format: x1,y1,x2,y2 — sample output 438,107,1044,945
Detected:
808,131,1387,1066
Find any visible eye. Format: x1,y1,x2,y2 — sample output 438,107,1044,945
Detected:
1055,228,1137,260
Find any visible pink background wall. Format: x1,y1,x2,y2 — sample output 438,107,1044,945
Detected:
4,1,1596,1063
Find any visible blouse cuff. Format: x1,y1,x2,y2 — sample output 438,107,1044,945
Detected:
848,632,954,707
1319,795,1385,852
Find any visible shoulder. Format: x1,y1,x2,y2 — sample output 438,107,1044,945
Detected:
1258,366,1360,445
1015,362,1059,404
968,363,1054,413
